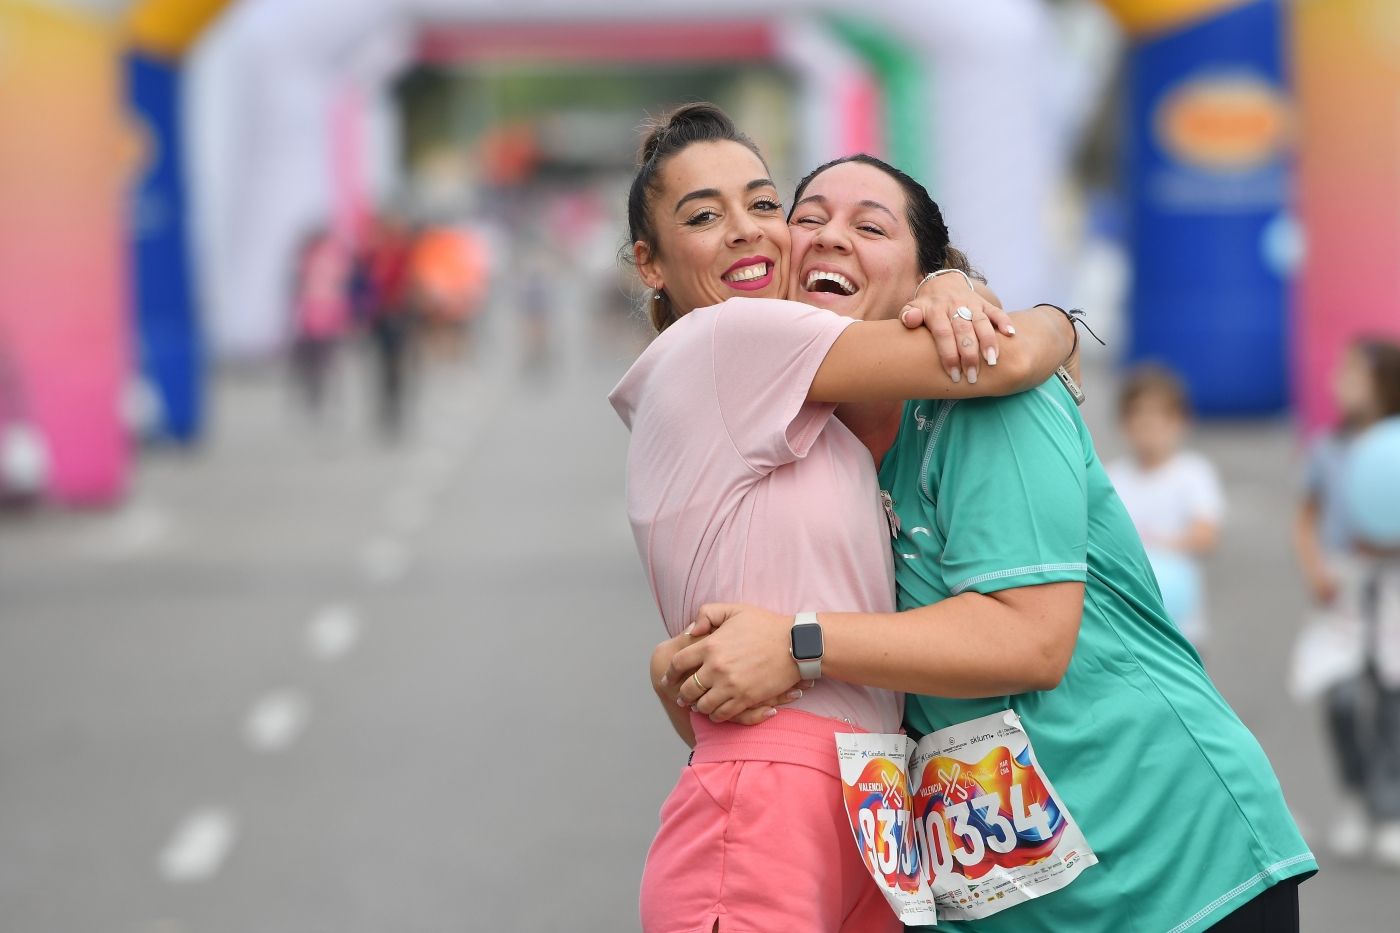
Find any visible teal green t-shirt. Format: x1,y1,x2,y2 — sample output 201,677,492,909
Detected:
879,381,1315,933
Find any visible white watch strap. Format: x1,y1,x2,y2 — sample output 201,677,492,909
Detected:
793,611,822,680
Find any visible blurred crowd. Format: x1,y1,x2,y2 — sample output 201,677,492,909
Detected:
287,217,490,439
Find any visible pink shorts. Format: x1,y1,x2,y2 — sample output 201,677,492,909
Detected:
639,709,900,933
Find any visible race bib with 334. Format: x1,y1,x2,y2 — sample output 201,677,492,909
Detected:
838,709,1096,924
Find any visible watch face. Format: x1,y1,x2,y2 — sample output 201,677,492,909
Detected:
791,622,823,661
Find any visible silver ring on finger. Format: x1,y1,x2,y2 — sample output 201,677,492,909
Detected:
955,306,974,322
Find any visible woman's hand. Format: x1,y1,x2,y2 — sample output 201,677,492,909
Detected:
662,604,808,723
899,273,1014,386
655,626,809,726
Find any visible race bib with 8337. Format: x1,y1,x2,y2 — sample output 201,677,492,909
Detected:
837,710,1097,924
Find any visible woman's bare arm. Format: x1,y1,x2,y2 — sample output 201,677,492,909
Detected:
808,304,1073,404
661,584,1085,723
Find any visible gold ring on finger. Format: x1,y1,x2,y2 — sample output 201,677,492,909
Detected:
692,672,707,693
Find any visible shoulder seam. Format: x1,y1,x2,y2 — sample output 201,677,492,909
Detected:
948,562,1088,595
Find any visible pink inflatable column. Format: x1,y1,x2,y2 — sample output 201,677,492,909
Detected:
1294,1,1400,433
0,4,132,505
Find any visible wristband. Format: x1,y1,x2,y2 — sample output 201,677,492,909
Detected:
914,267,974,299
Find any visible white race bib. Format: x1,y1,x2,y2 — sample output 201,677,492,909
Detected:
838,709,1096,924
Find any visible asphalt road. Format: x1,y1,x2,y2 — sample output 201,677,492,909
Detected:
0,308,1395,932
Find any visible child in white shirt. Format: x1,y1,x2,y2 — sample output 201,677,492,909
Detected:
1108,364,1225,650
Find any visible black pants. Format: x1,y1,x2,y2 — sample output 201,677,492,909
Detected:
370,313,416,439
1324,569,1400,819
1325,674,1400,818
1206,878,1301,932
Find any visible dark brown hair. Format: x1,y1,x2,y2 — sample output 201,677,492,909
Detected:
1353,337,1400,422
626,102,768,332
1118,363,1191,419
788,153,983,283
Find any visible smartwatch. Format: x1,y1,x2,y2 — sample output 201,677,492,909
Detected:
791,611,824,680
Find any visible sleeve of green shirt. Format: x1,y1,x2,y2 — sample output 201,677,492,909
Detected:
933,383,1090,596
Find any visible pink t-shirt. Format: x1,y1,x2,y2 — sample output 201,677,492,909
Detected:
609,297,901,733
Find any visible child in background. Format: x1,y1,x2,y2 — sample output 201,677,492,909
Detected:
1107,364,1224,651
1293,338,1400,867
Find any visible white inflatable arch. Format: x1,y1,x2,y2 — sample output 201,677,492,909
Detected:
189,0,1088,356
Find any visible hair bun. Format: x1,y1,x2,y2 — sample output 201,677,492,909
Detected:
639,102,738,165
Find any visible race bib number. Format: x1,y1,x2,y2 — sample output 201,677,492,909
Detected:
835,733,940,926
837,710,1096,924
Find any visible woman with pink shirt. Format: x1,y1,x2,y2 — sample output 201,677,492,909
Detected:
609,103,1074,933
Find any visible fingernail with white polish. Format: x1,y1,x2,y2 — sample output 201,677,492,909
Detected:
659,673,669,685
764,708,778,718
968,367,979,384
950,368,962,383
1007,325,1017,335
986,348,998,366
787,690,804,700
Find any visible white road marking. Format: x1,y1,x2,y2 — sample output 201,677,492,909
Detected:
361,535,410,584
242,690,310,753
158,808,236,883
306,603,361,661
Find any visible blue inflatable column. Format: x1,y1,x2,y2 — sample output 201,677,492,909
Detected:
127,51,202,442
1123,0,1293,414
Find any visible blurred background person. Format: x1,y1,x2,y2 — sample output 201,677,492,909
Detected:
405,221,490,361
288,228,352,425
363,214,420,441
1107,363,1224,653
1292,338,1400,867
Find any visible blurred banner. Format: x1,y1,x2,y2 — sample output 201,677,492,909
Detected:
1292,0,1400,433
0,0,131,505
123,0,230,442
191,0,1078,356
1111,0,1293,414
825,16,921,175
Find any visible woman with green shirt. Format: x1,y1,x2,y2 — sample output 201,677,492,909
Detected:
662,155,1316,931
